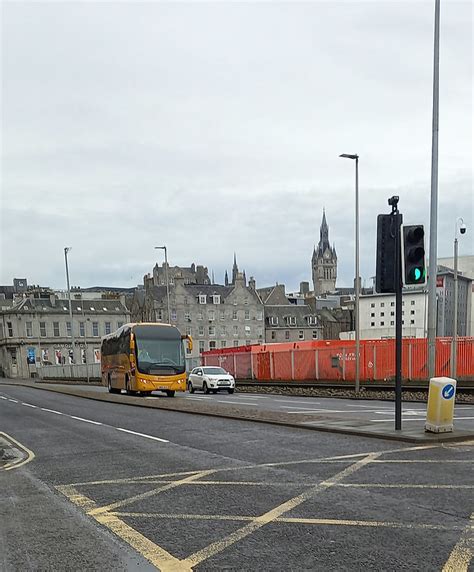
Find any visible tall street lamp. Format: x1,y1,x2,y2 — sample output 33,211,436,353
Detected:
155,246,171,323
340,153,360,394
451,217,467,378
64,247,77,367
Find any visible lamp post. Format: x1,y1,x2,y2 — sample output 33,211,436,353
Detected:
451,217,466,378
64,247,77,370
155,246,171,323
340,153,360,393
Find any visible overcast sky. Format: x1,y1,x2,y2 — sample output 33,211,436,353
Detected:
1,0,472,293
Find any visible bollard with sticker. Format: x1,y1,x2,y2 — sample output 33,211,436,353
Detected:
425,377,457,433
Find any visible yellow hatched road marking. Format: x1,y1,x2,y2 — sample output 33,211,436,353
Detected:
57,485,190,572
336,483,474,489
182,452,380,568
442,512,473,572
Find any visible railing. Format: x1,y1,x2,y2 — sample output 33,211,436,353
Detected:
37,364,100,380
202,337,474,382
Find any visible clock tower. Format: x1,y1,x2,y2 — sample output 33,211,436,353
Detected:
312,210,337,295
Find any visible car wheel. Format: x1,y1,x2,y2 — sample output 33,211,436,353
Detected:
203,382,210,394
228,389,234,394
166,390,175,397
189,382,195,394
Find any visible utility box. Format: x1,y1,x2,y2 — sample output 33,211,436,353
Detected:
425,377,457,433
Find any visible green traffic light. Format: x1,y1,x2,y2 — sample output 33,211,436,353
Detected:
409,267,424,283
414,268,422,281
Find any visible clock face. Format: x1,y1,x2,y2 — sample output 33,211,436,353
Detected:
324,253,329,259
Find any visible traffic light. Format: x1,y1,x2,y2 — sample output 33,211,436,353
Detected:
402,224,426,286
375,214,401,293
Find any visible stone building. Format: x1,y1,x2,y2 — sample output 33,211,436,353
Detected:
131,271,264,358
0,287,130,378
150,262,210,288
312,211,337,295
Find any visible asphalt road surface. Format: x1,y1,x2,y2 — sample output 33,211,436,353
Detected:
1,384,473,571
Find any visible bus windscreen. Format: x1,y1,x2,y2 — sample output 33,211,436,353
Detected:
134,326,185,375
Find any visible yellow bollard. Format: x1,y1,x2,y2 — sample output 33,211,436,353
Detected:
425,377,457,433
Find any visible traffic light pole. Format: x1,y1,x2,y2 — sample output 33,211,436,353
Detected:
389,197,403,431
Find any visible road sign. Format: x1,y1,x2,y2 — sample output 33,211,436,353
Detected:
442,384,455,400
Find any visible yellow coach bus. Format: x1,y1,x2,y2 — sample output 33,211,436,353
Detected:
101,323,192,397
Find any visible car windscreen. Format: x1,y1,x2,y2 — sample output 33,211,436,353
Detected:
203,367,227,375
134,326,185,375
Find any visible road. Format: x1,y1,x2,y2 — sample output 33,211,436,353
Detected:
1,383,473,571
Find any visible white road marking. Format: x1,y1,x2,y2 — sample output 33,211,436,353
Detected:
116,427,169,443
8,399,18,403
453,417,474,420
0,396,7,400
22,403,37,408
215,400,260,406
233,395,268,399
70,415,103,425
273,399,321,405
41,408,63,415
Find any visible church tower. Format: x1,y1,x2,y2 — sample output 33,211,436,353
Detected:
312,210,337,295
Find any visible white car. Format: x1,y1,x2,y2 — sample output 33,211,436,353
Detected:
187,366,235,394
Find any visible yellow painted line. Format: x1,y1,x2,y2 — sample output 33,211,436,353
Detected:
69,470,200,487
371,459,474,463
182,452,380,568
0,432,35,472
336,483,474,489
442,512,473,572
113,512,463,531
89,469,217,516
57,485,190,571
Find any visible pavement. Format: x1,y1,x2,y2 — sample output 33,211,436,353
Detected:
1,384,474,571
2,378,473,443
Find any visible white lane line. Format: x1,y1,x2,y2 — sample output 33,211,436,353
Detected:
41,408,63,415
22,403,37,408
370,419,422,423
116,428,169,443
8,399,18,403
214,400,260,406
273,399,321,405
0,396,7,400
453,417,474,420
234,395,268,399
70,415,103,425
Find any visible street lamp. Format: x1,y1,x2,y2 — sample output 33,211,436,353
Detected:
340,153,360,394
64,247,77,368
451,217,467,378
155,246,171,323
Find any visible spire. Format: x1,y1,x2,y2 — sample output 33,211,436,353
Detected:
232,253,239,285
225,270,229,286
243,269,246,285
211,270,215,284
319,209,330,253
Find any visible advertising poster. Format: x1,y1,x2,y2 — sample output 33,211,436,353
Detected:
27,348,36,365
42,349,50,364
68,349,74,365
94,349,101,363
81,348,87,364
55,349,62,365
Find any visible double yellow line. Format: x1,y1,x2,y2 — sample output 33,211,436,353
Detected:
0,432,35,472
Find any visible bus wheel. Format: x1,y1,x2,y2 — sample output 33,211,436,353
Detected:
141,392,152,397
125,376,137,396
166,390,175,398
108,375,120,394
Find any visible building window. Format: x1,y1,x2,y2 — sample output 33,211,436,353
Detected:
171,309,177,321
66,322,72,337
410,310,415,315
220,326,226,337
391,311,394,316
411,300,416,305
199,341,205,354
199,294,206,304
402,320,405,325
117,321,124,329
197,312,203,320
370,313,375,318
380,302,385,308
184,312,190,320
391,302,395,307
312,330,318,340
245,310,250,320
26,322,33,338
371,303,375,308
246,340,251,346
209,326,215,337
410,319,415,325
391,321,394,326
208,310,215,321
299,330,304,340
92,322,99,337
220,340,227,348
380,312,384,317
105,322,111,335
271,331,276,340
198,326,204,336
380,321,385,326
233,325,238,336
232,310,238,320
307,316,317,326
220,310,225,320
209,341,217,350
53,322,60,337
233,340,239,347
79,322,85,337
7,322,13,337
213,295,220,304
285,331,290,340
40,322,46,337
257,311,263,321
370,322,375,327
245,325,251,337
185,326,191,336
287,316,296,326
269,316,278,326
